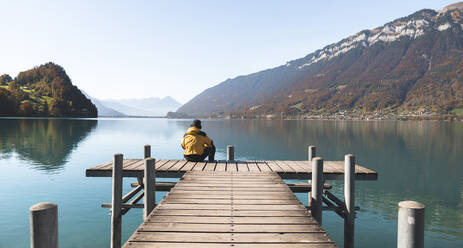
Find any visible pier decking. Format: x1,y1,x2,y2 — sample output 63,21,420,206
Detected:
123,171,337,248
86,145,378,248
86,159,377,180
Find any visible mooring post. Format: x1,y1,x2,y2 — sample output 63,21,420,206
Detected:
227,145,234,161
144,158,156,220
344,154,355,248
311,157,323,224
397,201,425,248
30,202,58,248
308,146,316,161
111,153,123,248
144,144,151,159
308,146,316,207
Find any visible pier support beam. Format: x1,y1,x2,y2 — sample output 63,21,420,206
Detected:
227,145,234,161
397,201,425,248
144,158,156,220
111,153,123,248
144,144,151,159
30,202,58,248
344,154,355,248
311,157,323,224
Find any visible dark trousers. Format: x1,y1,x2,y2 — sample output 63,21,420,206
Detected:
184,145,216,162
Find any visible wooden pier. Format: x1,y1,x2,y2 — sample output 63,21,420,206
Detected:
85,145,378,248
86,159,377,180
124,171,336,248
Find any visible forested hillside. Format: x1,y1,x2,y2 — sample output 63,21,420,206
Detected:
177,4,463,119
0,63,97,117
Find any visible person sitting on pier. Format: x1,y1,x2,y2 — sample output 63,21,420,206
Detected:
181,119,216,162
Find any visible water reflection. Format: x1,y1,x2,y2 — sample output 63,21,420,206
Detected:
0,118,97,172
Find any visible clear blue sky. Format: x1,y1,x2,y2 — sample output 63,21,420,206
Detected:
0,0,456,103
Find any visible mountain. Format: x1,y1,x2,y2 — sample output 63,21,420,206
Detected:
177,3,463,118
81,91,127,117
100,96,181,116
0,63,97,117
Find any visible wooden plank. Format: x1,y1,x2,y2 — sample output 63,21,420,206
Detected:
163,198,301,205
128,232,334,243
167,160,188,172
180,161,197,171
124,242,337,248
158,204,305,210
255,161,272,172
203,162,216,171
172,182,285,187
266,160,284,173
215,162,226,172
191,162,206,171
279,161,305,173
165,194,297,200
152,209,309,217
154,160,169,170
248,161,261,172
163,160,183,171
92,161,112,170
145,216,317,224
169,190,293,195
236,161,249,172
226,161,237,172
139,223,325,233
323,161,345,174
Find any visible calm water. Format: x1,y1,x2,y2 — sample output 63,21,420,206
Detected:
0,118,462,248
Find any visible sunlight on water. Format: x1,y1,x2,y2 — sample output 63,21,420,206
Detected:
0,118,462,247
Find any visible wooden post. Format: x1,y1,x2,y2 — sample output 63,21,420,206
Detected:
308,146,316,161
111,153,123,248
144,144,151,159
30,202,58,248
398,201,425,248
143,158,156,220
308,146,316,207
344,154,355,248
311,157,323,224
227,145,234,161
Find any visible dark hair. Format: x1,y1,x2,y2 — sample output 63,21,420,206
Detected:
191,119,202,129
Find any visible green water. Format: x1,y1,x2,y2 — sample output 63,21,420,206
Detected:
0,118,462,247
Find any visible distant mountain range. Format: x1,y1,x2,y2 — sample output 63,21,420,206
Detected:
85,95,181,117
177,3,463,118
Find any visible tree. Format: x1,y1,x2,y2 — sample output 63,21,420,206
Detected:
0,88,18,116
0,74,12,85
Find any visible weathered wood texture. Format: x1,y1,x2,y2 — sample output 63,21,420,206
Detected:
86,160,377,180
123,171,337,248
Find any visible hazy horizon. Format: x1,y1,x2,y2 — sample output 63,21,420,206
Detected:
0,0,457,104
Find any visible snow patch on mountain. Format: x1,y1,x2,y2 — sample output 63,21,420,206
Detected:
438,22,451,31
297,16,458,70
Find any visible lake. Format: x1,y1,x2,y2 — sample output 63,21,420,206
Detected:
0,118,462,247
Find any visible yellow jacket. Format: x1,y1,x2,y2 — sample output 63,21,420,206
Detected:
181,127,213,155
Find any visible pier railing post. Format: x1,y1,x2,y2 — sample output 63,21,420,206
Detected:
344,154,355,248
144,144,151,159
397,201,425,248
308,146,316,207
111,153,123,248
144,158,156,220
30,202,58,248
227,145,234,161
308,146,316,161
311,157,323,224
